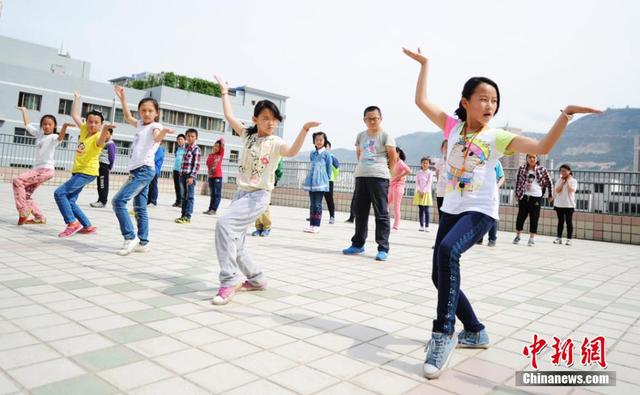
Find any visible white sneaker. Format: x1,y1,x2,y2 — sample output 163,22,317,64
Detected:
419,226,425,232
304,226,319,233
565,239,572,246
425,227,430,232
553,238,562,244
134,242,150,253
118,238,139,256
527,238,535,247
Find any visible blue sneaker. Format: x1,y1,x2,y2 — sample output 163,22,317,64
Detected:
423,332,458,379
457,329,490,349
375,251,389,261
260,229,271,237
251,229,262,237
342,246,365,255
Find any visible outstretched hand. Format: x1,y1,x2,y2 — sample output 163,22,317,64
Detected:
402,47,428,65
303,121,321,131
564,105,602,116
214,75,229,94
161,128,174,135
114,85,125,99
16,106,27,113
73,91,80,100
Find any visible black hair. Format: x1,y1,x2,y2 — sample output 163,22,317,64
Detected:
246,100,283,136
177,133,186,140
363,106,382,117
421,156,431,165
454,77,500,122
312,131,329,148
39,114,58,134
440,140,448,150
559,164,572,175
185,128,198,138
395,147,406,161
326,141,332,148
85,110,104,123
138,97,159,112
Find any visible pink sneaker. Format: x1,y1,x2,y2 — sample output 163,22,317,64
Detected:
212,286,236,305
79,226,97,234
58,222,83,238
240,280,267,292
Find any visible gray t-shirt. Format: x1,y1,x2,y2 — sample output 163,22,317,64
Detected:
354,130,396,179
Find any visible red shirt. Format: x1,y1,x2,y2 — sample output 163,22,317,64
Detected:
206,146,224,178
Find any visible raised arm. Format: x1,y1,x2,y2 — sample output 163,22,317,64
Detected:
402,48,447,131
507,106,602,155
153,127,174,143
16,106,31,127
114,86,138,127
280,122,321,157
58,122,72,142
214,75,246,137
71,91,83,128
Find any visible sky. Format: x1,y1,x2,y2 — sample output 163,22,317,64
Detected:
0,0,638,149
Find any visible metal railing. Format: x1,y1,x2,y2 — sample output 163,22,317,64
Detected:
2,133,639,216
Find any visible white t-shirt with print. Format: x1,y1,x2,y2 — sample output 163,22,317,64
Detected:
237,133,286,191
524,170,543,197
440,116,516,220
129,120,162,171
26,125,59,170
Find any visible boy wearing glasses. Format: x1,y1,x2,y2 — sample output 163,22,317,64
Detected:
342,106,396,261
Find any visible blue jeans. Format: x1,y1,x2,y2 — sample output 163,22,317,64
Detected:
148,174,159,205
309,191,324,226
112,166,155,244
54,173,96,226
432,211,495,335
418,205,430,227
208,177,222,211
180,175,196,218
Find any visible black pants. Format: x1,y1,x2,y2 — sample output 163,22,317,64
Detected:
351,177,390,252
172,170,183,205
148,174,159,205
555,207,574,239
436,196,444,216
516,195,542,234
323,181,335,218
97,163,110,204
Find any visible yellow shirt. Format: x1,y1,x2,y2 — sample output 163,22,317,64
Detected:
72,124,102,176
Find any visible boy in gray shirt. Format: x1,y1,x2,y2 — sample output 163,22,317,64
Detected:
342,106,396,261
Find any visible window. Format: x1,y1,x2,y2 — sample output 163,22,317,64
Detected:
18,92,42,111
82,102,112,121
227,176,237,184
58,99,73,115
229,150,239,163
160,109,224,131
114,108,139,123
608,202,619,213
594,184,605,193
112,139,131,155
13,128,35,145
576,200,589,210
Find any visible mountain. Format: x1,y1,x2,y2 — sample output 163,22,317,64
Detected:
293,108,640,170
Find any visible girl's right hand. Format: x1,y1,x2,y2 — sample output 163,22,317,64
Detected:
16,106,27,112
303,121,321,131
102,124,116,132
113,85,125,99
214,75,229,94
62,122,74,128
73,91,80,100
402,47,428,65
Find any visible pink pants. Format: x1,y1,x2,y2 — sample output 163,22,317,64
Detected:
388,182,405,229
13,167,55,219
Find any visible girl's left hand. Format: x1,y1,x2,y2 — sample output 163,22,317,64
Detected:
564,105,602,115
303,122,321,131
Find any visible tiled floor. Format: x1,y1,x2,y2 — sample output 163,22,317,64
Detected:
1,184,639,394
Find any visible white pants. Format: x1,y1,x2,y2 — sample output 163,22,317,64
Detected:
215,189,270,287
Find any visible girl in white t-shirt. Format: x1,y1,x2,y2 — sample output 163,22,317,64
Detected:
553,164,578,246
403,47,601,379
112,86,173,256
212,75,320,306
13,107,68,225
